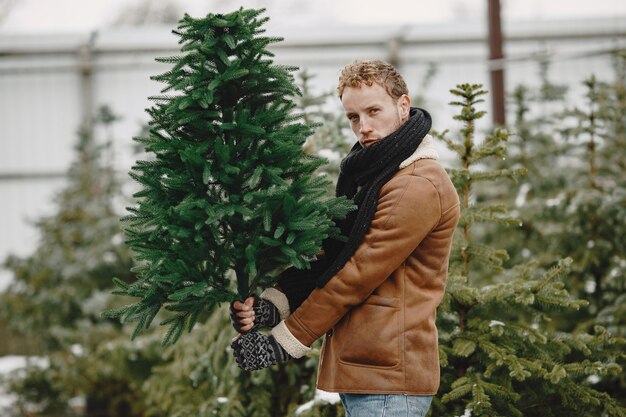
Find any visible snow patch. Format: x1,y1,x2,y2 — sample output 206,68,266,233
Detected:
0,356,47,415
111,233,124,245
102,251,116,263
217,397,228,404
68,396,86,409
0,356,48,375
515,183,530,207
70,344,84,356
546,196,563,207
489,320,505,327
457,408,472,417
0,389,18,413
295,389,341,415
587,375,601,384
0,270,12,292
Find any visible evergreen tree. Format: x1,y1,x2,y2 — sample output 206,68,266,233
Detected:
593,52,626,344
0,106,134,352
0,107,161,417
5,332,164,417
477,52,626,409
104,8,353,345
433,84,625,417
137,67,351,417
479,59,570,269
544,66,626,402
600,51,626,183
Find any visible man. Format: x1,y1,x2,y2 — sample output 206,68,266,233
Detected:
230,59,460,416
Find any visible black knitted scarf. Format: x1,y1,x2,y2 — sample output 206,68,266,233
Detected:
278,107,432,309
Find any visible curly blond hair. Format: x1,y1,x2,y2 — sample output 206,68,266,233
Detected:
337,60,408,100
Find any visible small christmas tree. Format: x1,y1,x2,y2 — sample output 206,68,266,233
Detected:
104,8,352,345
433,84,625,417
136,67,354,417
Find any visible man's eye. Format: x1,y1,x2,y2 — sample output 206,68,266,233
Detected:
370,108,379,114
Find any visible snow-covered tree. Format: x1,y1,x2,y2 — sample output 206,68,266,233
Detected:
433,83,625,417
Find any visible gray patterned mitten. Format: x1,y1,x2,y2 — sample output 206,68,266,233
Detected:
229,294,281,333
231,331,292,371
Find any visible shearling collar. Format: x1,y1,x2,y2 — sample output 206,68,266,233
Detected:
399,134,439,169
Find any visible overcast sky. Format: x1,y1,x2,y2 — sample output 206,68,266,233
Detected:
1,0,625,33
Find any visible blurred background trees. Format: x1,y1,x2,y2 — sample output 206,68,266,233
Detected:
0,38,624,417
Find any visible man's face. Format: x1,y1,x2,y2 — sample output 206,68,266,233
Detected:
341,82,411,148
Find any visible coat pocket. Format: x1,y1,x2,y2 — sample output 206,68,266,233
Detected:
338,294,401,368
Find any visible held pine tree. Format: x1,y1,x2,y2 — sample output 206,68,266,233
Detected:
433,84,625,417
137,70,352,417
104,8,353,345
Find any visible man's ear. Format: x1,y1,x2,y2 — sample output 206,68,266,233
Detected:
397,94,411,120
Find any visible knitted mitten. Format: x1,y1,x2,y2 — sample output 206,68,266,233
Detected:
229,294,281,333
231,331,292,371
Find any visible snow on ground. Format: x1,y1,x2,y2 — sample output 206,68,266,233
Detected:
295,389,341,415
0,356,48,414
0,355,48,374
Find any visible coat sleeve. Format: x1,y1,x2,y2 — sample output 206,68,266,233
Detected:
271,173,442,357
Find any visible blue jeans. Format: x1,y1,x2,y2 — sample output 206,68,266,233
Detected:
339,393,433,417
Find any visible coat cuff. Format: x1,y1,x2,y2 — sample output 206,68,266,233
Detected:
260,288,290,320
271,320,311,359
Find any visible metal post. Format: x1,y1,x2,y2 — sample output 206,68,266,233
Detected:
387,36,401,68
488,0,505,126
78,32,97,136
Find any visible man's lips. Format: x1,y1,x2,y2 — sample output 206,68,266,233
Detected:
361,138,379,147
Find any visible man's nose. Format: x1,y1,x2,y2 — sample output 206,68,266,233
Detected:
359,118,373,134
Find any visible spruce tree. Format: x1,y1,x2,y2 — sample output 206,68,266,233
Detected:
433,84,625,417
0,107,160,417
544,67,626,403
105,8,352,345
480,52,626,409
478,59,570,269
0,106,134,352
